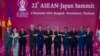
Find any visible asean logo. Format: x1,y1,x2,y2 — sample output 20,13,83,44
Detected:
17,0,28,17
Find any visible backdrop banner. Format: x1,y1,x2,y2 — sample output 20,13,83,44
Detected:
0,0,100,56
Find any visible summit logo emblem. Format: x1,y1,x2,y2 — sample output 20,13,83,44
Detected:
17,0,28,17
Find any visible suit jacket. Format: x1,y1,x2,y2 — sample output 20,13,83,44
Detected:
86,31,93,45
70,31,78,44
78,30,86,47
44,30,53,44
4,31,12,46
37,29,44,45
54,31,62,44
19,31,27,43
28,29,37,45
62,32,70,45
28,29,37,40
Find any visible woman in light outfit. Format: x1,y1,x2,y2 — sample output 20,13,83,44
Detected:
11,28,19,56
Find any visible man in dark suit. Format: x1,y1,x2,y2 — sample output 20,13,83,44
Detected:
62,27,70,56
78,26,86,56
44,25,53,56
28,24,37,56
19,27,27,56
70,26,78,56
54,27,62,56
4,27,12,56
37,25,44,56
86,27,93,56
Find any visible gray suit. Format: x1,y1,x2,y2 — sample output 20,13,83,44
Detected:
4,31,12,56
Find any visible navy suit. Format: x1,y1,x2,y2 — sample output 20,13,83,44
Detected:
78,30,86,56
37,30,44,56
62,32,70,56
4,31,12,56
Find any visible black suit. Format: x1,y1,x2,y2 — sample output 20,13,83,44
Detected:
86,31,93,56
28,29,37,56
19,31,27,56
44,30,53,55
54,31,62,56
70,31,78,56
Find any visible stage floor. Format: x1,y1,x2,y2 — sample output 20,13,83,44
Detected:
0,39,92,56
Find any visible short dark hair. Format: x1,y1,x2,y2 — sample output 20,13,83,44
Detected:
86,26,90,28
64,27,68,29
46,25,50,27
21,27,24,29
38,24,42,27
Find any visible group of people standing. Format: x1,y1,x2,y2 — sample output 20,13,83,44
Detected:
3,24,93,56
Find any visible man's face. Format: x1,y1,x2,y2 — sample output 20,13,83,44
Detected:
30,24,34,29
72,27,76,31
39,26,42,30
47,26,50,30
57,27,60,31
6,27,10,31
21,28,24,31
87,27,90,31
80,26,84,31
64,28,68,32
